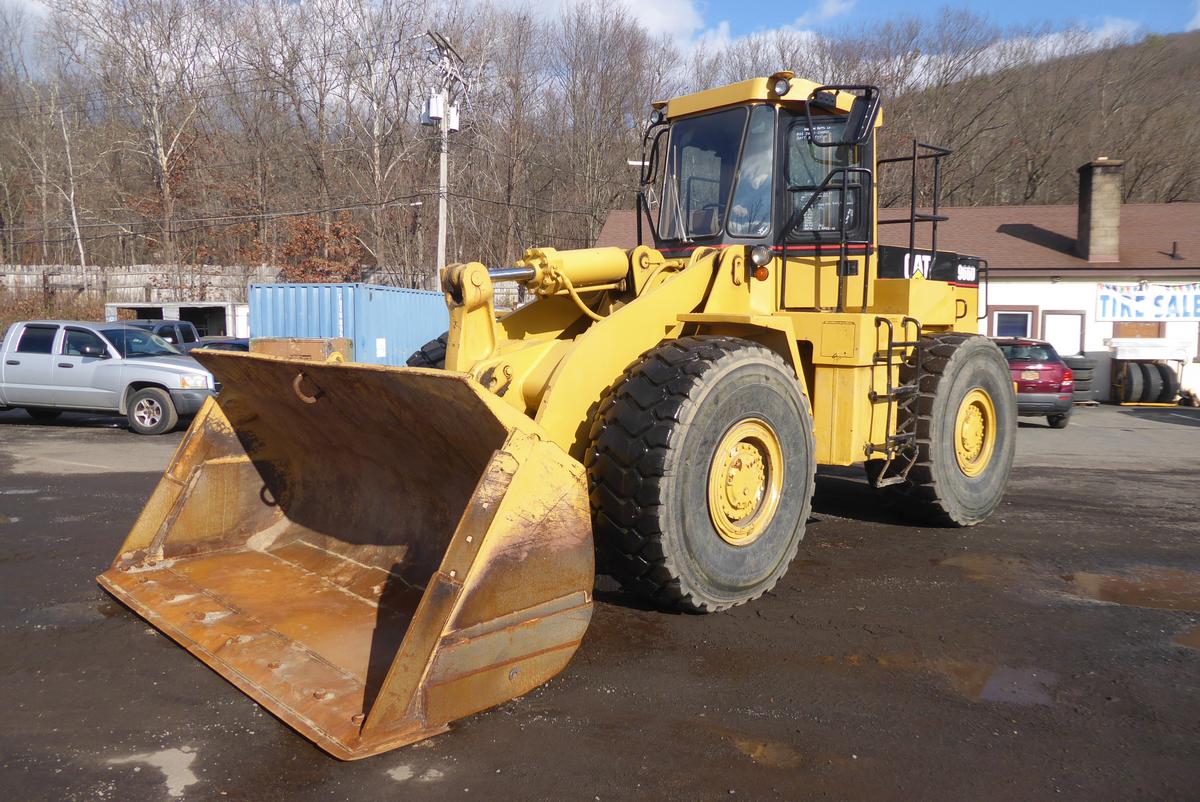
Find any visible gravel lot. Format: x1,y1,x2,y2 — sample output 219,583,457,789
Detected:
1,403,1198,801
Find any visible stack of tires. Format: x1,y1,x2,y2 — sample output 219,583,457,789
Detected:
1062,355,1096,403
1116,361,1180,404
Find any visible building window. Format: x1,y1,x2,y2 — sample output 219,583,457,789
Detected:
994,311,1032,338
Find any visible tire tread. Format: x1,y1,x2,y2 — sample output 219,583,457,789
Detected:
587,336,815,613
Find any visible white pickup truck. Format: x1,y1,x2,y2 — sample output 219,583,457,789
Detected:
0,320,216,434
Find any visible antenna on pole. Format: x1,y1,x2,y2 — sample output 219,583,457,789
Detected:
421,30,468,281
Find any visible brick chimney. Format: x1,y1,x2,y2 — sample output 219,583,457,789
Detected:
1076,157,1124,262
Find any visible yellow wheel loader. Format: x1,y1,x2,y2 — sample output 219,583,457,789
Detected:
98,72,1015,759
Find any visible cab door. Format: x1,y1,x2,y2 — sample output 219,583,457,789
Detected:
53,327,120,410
2,323,60,405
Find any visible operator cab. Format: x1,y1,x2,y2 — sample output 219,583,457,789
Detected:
640,80,878,254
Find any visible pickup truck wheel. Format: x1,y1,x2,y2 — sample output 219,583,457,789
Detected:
127,388,178,435
24,408,62,422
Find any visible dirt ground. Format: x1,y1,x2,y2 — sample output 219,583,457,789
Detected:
1,404,1198,801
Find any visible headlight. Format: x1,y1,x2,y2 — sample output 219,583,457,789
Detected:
771,77,790,96
180,374,209,390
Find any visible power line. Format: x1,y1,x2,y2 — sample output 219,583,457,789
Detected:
7,191,434,247
445,189,598,220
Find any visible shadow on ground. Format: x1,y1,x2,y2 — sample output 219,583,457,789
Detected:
1118,406,1200,427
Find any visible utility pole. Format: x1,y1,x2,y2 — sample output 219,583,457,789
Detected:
422,31,466,279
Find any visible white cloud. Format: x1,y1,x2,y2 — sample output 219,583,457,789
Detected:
794,0,856,28
622,0,705,42
691,19,734,52
1090,16,1141,43
1188,1,1200,32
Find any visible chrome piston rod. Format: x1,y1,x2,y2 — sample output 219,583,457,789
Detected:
488,266,537,283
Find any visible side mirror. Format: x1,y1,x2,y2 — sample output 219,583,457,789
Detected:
81,344,108,358
804,85,880,147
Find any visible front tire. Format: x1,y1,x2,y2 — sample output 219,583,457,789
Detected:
126,388,178,435
874,333,1016,526
586,336,815,612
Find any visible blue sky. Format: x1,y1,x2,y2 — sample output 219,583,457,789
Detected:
700,0,1200,39
607,0,1200,46
5,0,1199,46
700,0,1200,38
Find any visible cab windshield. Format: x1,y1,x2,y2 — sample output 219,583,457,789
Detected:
657,105,776,242
102,328,181,358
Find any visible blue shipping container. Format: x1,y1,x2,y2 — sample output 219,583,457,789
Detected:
249,283,447,367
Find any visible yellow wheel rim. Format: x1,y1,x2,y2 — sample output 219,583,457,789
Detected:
707,418,784,546
953,388,997,477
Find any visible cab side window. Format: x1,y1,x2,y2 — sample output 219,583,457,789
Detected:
179,325,197,343
16,324,58,354
785,117,867,241
155,325,177,343
62,328,107,356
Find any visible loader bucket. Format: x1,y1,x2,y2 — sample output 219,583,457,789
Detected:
97,352,593,760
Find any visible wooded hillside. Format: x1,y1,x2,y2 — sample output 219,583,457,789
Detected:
1,0,1196,288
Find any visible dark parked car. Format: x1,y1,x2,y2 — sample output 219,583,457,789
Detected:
128,320,202,351
993,338,1074,428
195,337,249,352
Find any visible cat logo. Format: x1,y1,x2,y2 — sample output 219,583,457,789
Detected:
903,252,931,279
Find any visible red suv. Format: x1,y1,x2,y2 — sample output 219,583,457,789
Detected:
992,338,1075,428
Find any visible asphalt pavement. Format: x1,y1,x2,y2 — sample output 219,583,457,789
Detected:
1,404,1198,801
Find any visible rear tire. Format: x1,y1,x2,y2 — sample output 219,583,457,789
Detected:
1120,362,1143,404
406,332,448,369
24,408,62,422
1047,413,1070,429
873,333,1016,526
1139,362,1163,403
126,388,178,435
586,336,815,612
1156,363,1180,403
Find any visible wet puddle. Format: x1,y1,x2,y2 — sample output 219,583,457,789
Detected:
1061,568,1200,612
732,736,804,768
692,722,810,769
828,653,1055,705
933,554,1031,580
1173,627,1200,650
935,554,1200,613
